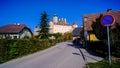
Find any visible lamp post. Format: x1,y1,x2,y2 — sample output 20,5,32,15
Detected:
84,17,88,49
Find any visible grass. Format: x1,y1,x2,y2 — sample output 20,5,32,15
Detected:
87,60,120,68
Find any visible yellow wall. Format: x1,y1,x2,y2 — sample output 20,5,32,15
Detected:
87,33,99,41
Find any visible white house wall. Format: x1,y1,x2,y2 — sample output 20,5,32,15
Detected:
0,34,5,39
10,34,19,39
20,29,32,38
0,34,18,39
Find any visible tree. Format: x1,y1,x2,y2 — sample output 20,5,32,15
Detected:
53,33,62,39
92,14,107,40
110,23,120,44
39,11,49,39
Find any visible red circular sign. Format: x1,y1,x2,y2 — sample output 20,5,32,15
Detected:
100,15,115,26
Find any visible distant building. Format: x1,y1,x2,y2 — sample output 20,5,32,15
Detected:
0,24,32,39
34,15,78,36
83,9,120,41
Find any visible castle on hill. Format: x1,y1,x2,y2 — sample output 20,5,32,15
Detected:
34,15,78,36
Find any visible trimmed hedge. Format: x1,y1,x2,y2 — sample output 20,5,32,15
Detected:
87,40,120,57
87,41,107,57
0,33,72,63
0,39,56,63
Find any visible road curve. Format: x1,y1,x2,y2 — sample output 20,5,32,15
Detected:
0,41,87,68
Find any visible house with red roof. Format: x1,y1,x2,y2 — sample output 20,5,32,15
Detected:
0,24,32,39
83,9,120,41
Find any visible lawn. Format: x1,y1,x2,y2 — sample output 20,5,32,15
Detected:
87,60,120,68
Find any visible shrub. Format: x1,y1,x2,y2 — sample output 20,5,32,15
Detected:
87,40,107,57
0,39,56,63
87,40,120,57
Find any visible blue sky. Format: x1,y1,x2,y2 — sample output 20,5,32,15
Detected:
0,0,120,33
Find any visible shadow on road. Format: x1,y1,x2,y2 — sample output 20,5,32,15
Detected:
67,43,81,48
72,53,80,55
67,42,102,62
67,43,86,62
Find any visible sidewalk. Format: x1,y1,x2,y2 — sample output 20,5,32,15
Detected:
79,48,103,63
72,42,103,63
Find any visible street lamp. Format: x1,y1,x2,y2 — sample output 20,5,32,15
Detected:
84,17,88,49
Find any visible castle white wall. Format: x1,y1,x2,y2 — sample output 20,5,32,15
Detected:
52,25,73,34
34,15,78,35
34,28,40,36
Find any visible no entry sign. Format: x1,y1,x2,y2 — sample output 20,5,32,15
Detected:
101,15,115,26
100,14,115,65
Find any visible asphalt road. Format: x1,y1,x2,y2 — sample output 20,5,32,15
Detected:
0,41,102,68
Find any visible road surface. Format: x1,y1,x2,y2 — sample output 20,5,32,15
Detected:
0,41,102,68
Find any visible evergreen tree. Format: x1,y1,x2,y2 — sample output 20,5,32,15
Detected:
92,14,107,40
39,11,49,39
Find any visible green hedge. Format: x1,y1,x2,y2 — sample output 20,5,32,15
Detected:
0,39,56,63
0,33,72,64
87,41,107,57
87,40,120,57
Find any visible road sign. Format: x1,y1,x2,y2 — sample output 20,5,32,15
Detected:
101,15,115,26
100,15,115,65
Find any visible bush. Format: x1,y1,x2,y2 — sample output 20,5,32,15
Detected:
111,40,120,57
87,40,120,57
87,40,108,57
0,39,56,63
0,33,72,63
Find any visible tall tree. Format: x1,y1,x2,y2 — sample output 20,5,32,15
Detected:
92,14,107,40
39,11,49,39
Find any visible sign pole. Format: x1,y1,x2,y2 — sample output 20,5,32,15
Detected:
107,26,111,65
101,15,114,65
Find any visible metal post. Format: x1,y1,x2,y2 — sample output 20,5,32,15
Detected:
107,26,111,65
84,31,88,49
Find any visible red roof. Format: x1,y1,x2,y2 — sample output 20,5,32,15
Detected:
0,24,29,34
83,10,120,31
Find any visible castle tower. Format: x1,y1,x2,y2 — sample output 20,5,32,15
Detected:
53,14,58,23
